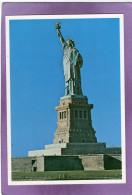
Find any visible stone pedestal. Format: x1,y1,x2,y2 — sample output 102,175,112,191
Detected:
53,95,97,144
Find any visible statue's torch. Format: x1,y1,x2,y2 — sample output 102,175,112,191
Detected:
56,22,61,36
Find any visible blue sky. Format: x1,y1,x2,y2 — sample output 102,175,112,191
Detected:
10,18,121,157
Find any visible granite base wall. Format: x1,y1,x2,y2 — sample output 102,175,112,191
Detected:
104,155,122,170
12,157,36,172
44,156,84,171
79,155,104,170
12,154,122,172
37,156,45,172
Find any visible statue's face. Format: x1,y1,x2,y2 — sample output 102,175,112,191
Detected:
67,39,73,48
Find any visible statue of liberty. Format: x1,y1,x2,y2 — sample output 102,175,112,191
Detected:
56,23,83,96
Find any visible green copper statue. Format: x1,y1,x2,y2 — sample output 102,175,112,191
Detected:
56,23,83,96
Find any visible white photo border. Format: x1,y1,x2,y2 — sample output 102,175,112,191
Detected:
6,14,126,185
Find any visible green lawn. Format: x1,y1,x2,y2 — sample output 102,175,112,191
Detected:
12,169,122,181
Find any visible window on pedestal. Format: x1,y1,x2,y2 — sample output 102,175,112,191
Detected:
60,112,61,119
60,111,66,119
64,111,66,118
84,111,86,118
79,110,82,118
75,110,78,118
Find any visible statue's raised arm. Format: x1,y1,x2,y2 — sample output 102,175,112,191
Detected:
56,23,66,50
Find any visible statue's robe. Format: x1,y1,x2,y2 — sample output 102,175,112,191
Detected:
63,44,83,95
